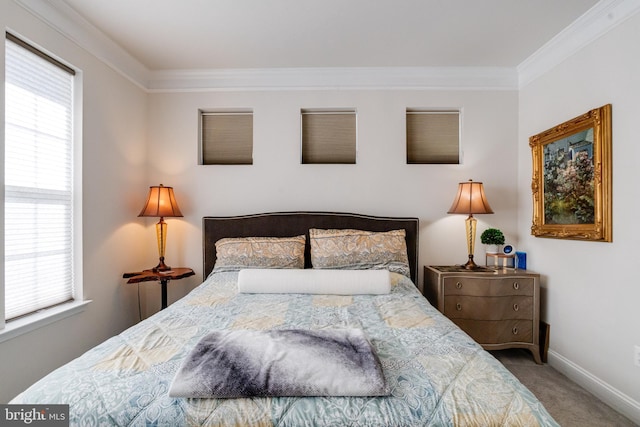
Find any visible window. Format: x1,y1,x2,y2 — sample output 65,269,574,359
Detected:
406,109,460,164
301,109,356,164
4,33,76,321
200,110,253,165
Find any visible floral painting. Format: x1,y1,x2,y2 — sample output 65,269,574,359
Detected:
543,128,594,224
530,105,612,241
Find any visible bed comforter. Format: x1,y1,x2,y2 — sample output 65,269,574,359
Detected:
12,272,559,426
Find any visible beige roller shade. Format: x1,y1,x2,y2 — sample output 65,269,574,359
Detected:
201,111,253,165
302,109,356,164
407,110,460,164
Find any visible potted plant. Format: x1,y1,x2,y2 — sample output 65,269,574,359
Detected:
480,228,505,254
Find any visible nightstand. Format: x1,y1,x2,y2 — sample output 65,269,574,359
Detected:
424,265,542,364
123,268,195,309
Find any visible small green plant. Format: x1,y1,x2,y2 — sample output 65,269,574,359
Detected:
480,228,505,245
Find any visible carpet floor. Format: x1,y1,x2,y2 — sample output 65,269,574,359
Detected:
491,349,637,427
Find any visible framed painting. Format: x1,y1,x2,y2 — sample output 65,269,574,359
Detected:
529,104,612,241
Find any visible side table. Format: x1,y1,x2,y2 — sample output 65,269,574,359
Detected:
123,267,195,310
424,265,542,364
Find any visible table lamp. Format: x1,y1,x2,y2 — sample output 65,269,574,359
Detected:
447,179,494,269
138,184,183,271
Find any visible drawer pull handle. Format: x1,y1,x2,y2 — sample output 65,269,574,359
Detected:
512,326,519,335
513,304,519,312
456,303,462,311
456,282,462,289
513,282,519,290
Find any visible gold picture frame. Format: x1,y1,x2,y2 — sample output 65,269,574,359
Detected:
529,104,612,241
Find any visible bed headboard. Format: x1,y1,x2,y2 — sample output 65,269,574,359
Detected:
203,212,419,282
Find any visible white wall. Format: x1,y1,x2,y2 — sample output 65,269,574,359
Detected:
0,1,152,403
147,89,520,296
518,11,640,422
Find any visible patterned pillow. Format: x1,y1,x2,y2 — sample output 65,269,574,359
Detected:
213,235,306,273
309,228,410,277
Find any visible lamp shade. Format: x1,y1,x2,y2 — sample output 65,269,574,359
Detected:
138,184,183,218
447,179,494,215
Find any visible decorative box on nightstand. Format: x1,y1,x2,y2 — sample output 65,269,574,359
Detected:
485,253,515,268
424,265,542,364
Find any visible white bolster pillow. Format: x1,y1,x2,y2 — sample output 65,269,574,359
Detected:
238,269,391,295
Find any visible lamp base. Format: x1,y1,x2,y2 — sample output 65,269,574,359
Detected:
152,257,171,272
462,255,480,270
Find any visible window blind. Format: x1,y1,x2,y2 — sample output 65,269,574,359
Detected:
200,111,253,165
5,34,75,320
406,110,460,164
301,109,356,164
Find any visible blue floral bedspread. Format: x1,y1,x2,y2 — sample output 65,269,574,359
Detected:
12,272,559,426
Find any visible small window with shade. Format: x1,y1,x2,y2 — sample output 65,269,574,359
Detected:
301,109,357,164
199,110,253,165
406,109,460,164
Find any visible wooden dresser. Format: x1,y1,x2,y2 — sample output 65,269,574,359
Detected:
424,265,542,364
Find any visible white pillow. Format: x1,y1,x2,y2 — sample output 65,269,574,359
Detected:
238,269,391,295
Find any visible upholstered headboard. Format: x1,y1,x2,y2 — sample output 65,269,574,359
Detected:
203,212,419,282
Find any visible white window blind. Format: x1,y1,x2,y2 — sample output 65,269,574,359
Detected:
5,34,75,320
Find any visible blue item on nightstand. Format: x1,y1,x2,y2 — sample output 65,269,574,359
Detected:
515,251,527,270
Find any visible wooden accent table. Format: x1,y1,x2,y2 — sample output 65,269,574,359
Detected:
123,268,195,309
424,265,542,364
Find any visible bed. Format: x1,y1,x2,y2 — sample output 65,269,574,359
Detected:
12,211,559,426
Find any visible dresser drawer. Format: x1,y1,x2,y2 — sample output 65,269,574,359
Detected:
443,277,534,297
444,295,533,321
452,319,534,344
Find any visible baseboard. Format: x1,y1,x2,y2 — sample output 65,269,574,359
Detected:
548,349,640,424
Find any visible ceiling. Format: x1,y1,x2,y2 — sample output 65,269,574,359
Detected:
60,0,600,71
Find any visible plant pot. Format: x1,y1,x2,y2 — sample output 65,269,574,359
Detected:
485,244,500,254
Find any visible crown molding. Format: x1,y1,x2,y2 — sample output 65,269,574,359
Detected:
147,67,518,92
518,0,640,88
14,0,150,90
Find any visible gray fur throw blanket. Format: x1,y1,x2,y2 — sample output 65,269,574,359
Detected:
169,328,388,398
